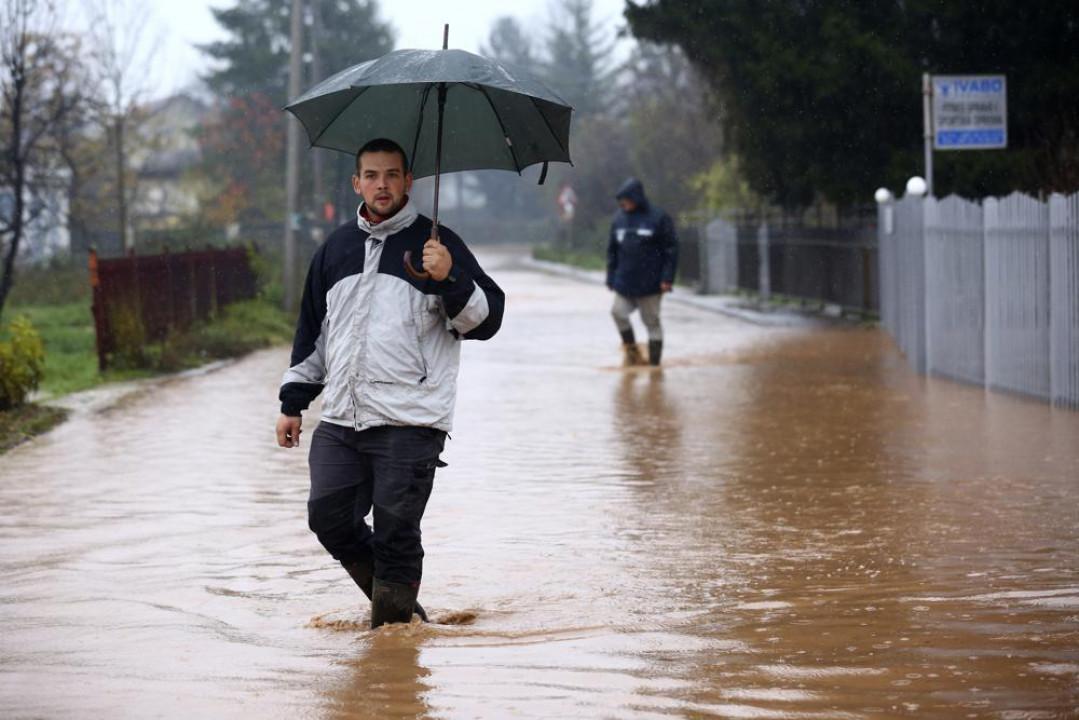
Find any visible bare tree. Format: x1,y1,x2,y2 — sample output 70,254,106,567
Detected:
0,0,84,315
84,0,160,253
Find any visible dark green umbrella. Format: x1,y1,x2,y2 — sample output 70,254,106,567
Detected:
285,28,573,278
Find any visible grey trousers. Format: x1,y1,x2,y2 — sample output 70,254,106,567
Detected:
611,292,663,341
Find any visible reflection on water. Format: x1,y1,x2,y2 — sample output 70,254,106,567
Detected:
326,631,431,720
1,248,1077,718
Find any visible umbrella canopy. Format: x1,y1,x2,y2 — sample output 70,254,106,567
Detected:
284,48,573,179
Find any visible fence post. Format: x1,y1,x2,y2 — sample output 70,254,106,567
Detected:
984,193,1051,399
1049,192,1079,408
88,249,108,372
877,199,893,334
697,221,711,294
757,221,771,301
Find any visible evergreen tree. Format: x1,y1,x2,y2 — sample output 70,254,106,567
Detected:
200,0,394,105
196,0,395,225
625,0,1079,203
543,0,616,118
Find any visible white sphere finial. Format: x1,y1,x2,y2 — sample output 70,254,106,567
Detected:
906,176,928,197
874,187,893,204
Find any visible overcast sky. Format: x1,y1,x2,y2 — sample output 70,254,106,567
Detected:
83,0,632,99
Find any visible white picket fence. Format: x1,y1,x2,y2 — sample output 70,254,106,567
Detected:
879,191,1079,408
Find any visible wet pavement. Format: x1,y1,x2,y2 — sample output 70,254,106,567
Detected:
2,247,1077,719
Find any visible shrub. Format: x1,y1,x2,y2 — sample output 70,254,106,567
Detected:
0,316,46,410
108,301,147,369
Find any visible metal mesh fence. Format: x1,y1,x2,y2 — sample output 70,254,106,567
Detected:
694,212,878,313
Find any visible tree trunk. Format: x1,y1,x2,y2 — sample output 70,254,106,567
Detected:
0,65,27,318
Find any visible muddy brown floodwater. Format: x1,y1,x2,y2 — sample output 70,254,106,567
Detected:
2,248,1077,719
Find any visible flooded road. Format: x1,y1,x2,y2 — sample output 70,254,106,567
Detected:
2,248,1077,719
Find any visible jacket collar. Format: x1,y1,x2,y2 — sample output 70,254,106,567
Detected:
356,196,418,240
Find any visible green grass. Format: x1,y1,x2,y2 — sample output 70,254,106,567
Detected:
6,262,91,307
2,297,293,399
533,244,607,271
2,302,134,397
0,403,69,454
148,299,295,372
1,290,293,453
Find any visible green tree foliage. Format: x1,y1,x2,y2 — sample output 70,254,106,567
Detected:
689,154,758,213
543,0,617,118
483,16,537,70
0,315,45,410
622,43,723,217
200,0,394,106
196,0,395,224
474,17,546,221
477,2,732,245
534,0,631,238
193,93,286,225
625,0,1079,203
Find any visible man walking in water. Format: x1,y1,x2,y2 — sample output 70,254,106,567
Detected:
606,177,679,366
275,138,504,628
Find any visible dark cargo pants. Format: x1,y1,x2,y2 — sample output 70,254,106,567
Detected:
307,422,446,585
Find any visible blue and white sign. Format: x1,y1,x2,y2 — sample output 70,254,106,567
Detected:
932,75,1007,150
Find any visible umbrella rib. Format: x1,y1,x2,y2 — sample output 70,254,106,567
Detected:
310,86,371,149
528,95,570,160
410,84,434,174
475,85,522,175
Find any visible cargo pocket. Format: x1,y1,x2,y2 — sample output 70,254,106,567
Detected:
400,459,444,519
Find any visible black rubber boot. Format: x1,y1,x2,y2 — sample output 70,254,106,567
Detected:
619,328,645,366
370,577,421,629
344,558,428,623
648,340,663,366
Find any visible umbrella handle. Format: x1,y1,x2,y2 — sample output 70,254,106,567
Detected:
402,250,430,281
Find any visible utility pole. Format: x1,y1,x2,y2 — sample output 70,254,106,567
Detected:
283,0,304,313
922,72,934,196
309,0,325,225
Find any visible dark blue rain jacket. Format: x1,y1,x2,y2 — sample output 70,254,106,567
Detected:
606,178,678,298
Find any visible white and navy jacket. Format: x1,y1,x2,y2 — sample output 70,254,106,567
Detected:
279,198,504,432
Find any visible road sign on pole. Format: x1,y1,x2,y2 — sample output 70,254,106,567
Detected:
557,184,577,222
931,75,1008,150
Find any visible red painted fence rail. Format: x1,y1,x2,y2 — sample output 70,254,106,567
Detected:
89,247,257,371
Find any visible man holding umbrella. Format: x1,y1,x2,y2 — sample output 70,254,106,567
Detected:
276,33,570,628
275,138,504,628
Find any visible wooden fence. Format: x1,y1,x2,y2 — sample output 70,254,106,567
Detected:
89,247,257,371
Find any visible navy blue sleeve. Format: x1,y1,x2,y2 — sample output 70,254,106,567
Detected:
606,215,619,287
279,246,327,415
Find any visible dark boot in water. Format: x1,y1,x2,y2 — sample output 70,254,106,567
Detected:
620,328,645,366
343,559,428,623
648,339,663,366
370,577,421,629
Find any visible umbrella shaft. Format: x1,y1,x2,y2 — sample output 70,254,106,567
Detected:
432,82,447,236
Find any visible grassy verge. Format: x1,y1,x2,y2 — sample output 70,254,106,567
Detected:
1,296,294,454
0,403,69,453
9,302,154,398
146,298,295,372
532,244,607,271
